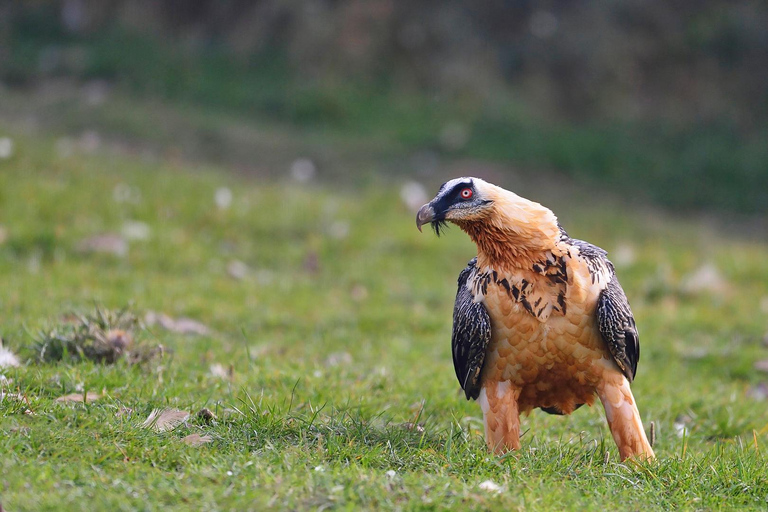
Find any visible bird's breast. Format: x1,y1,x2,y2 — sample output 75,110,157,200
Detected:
476,262,614,413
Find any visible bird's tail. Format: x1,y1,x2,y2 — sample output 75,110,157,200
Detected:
597,375,655,461
478,381,521,455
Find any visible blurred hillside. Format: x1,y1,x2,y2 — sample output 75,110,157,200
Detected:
1,1,766,215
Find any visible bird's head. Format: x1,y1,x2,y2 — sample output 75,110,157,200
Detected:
415,177,495,235
416,177,562,267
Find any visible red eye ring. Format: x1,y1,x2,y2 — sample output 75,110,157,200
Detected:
460,188,473,199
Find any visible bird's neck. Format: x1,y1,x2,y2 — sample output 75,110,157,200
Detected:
456,194,562,271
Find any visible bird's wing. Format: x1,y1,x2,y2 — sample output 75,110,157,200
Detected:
596,275,639,382
565,236,639,382
452,258,492,400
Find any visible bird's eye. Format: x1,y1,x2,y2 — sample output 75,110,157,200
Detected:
460,188,473,199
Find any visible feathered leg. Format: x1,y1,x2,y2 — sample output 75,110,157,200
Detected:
597,373,655,461
478,381,521,454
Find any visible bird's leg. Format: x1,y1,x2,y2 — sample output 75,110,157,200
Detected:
478,381,521,454
596,374,655,461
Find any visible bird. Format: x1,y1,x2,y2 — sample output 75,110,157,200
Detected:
416,177,655,461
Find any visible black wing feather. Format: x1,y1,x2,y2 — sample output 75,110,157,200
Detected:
452,258,492,400
596,275,640,382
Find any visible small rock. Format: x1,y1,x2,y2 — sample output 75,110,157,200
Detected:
171,318,210,336
674,414,693,438
0,341,20,368
290,158,316,183
145,311,210,336
754,360,768,373
478,480,503,493
215,187,233,210
197,408,216,423
680,263,729,295
55,392,102,403
141,408,190,432
612,243,636,267
0,137,14,159
209,363,233,380
121,221,151,241
182,433,212,447
324,352,352,367
227,260,250,280
77,234,128,257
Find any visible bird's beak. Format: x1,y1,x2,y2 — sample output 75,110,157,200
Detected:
416,203,435,232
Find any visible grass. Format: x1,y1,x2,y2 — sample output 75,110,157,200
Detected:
0,127,767,511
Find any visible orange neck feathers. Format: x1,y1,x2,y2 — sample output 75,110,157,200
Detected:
456,186,561,270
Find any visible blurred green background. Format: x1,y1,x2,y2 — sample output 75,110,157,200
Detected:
1,0,766,216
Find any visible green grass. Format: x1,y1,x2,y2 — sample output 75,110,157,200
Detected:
1,128,767,511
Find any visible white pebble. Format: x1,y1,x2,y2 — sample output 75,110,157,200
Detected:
215,187,233,210
121,221,151,241
479,480,502,493
0,138,14,159
0,342,20,368
290,158,316,183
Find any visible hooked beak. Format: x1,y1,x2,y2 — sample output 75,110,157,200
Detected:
415,203,435,232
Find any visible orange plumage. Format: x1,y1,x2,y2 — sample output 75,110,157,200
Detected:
417,177,654,461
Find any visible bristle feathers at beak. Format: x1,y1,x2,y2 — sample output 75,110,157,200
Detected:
431,219,449,237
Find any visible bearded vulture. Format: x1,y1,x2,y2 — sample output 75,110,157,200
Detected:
416,177,654,461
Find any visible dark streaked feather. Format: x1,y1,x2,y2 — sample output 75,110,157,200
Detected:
596,275,639,382
452,258,492,400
